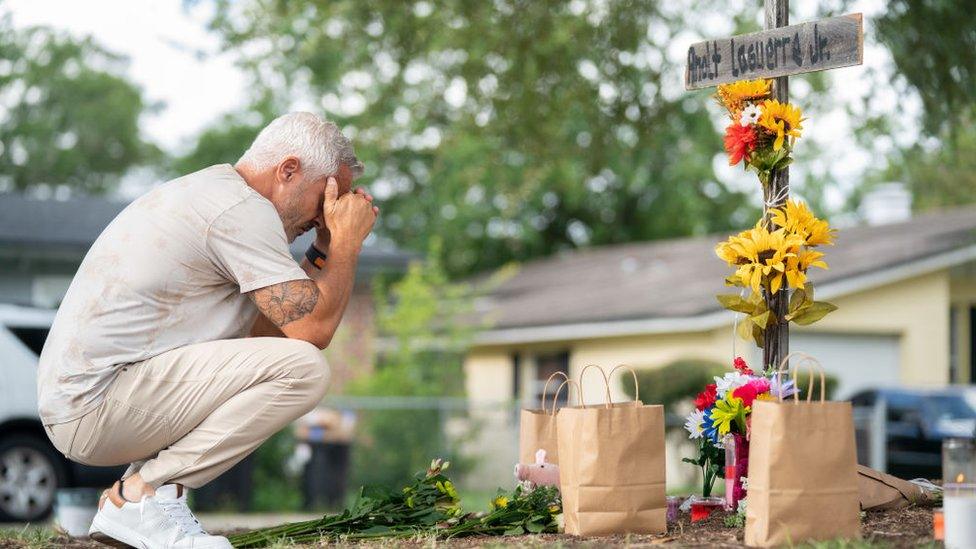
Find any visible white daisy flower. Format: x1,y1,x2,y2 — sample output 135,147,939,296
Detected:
739,104,762,127
714,372,751,398
684,409,706,439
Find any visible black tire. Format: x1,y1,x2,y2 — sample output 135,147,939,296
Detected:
0,434,68,522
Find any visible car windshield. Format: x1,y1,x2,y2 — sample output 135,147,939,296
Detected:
926,394,976,421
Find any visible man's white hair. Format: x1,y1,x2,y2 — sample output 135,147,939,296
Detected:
236,112,363,180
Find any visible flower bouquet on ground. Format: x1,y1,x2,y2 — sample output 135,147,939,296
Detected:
228,459,561,548
683,357,799,516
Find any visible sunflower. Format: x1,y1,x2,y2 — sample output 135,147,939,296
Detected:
784,249,829,288
770,199,836,247
758,99,804,151
716,78,772,114
715,224,803,293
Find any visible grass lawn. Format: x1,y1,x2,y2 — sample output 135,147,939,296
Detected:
0,505,938,548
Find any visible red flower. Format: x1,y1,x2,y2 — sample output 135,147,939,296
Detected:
724,123,757,166
695,383,718,410
733,356,753,375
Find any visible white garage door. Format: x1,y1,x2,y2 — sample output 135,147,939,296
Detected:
746,332,901,400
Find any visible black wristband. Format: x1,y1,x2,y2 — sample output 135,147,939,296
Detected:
306,244,328,269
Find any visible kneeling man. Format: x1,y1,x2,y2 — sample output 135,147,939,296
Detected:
37,112,378,548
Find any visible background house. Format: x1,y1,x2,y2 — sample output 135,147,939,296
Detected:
463,197,976,486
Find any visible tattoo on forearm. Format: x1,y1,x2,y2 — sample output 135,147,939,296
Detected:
249,280,320,327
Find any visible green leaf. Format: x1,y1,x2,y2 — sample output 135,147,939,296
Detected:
360,525,393,534
752,323,766,348
503,526,525,536
790,301,838,325
788,287,808,314
750,310,771,329
526,521,547,533
736,315,754,341
717,294,755,314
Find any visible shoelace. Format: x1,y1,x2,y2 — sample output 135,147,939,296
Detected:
157,498,207,536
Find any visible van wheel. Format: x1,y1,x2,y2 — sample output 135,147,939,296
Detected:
0,435,66,522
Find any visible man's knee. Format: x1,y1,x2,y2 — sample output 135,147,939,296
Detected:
278,339,331,401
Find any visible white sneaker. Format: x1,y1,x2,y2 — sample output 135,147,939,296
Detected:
89,481,232,549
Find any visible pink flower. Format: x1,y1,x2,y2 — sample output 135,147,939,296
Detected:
732,379,770,408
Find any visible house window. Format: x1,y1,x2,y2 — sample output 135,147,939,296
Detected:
534,351,570,407
512,353,521,400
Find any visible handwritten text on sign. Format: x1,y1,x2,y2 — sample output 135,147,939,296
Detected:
685,13,863,90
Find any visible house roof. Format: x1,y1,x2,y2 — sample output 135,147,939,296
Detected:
0,192,413,271
474,205,976,345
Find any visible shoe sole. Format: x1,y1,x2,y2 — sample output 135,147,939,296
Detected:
90,531,135,548
89,514,152,549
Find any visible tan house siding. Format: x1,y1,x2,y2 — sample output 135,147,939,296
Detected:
467,270,958,403
806,270,950,386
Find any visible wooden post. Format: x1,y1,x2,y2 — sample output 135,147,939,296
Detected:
763,0,790,371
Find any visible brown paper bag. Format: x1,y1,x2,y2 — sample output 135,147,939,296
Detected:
557,365,666,536
745,353,861,547
519,372,574,465
857,465,935,511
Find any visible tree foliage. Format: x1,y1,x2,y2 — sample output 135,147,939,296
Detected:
195,0,755,276
346,240,475,488
0,15,159,194
874,0,976,137
882,125,976,210
866,1,976,208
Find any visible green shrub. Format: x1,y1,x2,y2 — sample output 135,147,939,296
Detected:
347,240,477,489
621,359,729,408
621,358,840,406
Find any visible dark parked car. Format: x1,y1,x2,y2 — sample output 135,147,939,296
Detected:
0,305,125,522
850,387,976,480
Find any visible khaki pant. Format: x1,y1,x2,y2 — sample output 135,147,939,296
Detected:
45,337,330,489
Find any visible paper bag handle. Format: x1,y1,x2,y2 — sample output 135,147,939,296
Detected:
539,371,569,410
608,364,640,402
579,364,612,408
775,351,826,403
550,379,582,415
577,364,640,408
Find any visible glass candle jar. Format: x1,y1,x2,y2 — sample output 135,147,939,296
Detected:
943,438,976,485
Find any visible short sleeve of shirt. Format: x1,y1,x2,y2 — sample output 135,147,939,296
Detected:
207,198,310,293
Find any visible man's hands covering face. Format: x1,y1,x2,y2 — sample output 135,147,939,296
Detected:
315,179,379,251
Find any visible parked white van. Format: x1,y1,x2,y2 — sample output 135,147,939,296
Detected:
0,303,123,522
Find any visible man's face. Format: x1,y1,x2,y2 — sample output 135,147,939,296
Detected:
276,160,355,242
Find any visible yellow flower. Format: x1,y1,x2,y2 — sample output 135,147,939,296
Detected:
758,99,804,151
784,249,829,288
442,480,458,499
716,79,772,114
770,200,836,247
710,394,748,435
715,224,803,293
492,495,509,509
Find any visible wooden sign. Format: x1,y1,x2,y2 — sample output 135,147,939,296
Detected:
685,13,863,90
